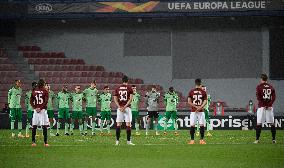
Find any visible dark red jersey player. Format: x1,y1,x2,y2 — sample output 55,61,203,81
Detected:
29,79,49,147
254,74,276,144
114,76,134,146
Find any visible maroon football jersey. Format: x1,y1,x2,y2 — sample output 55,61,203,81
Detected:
188,88,207,112
30,87,49,110
114,84,133,107
256,82,276,108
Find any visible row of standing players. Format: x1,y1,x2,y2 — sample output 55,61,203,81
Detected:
7,73,276,146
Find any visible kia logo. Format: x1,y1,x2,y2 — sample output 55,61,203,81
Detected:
35,3,53,13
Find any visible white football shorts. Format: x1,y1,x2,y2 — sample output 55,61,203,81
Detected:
257,107,274,124
32,109,49,126
190,112,205,126
116,107,132,123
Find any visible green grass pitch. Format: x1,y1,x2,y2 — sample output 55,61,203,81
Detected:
0,129,283,168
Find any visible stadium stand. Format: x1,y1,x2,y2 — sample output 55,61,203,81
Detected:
1,45,234,111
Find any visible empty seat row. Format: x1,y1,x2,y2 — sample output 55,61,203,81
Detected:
1,78,28,85
0,58,11,64
37,71,123,78
0,71,22,78
0,48,6,57
0,64,16,71
43,77,122,84
27,58,85,65
33,65,105,71
18,46,41,51
23,52,65,58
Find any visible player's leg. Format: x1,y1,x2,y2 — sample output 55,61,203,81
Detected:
9,108,16,137
132,111,140,135
106,111,111,135
115,108,124,145
83,110,88,135
31,110,38,146
70,111,75,135
204,109,212,136
196,121,200,136
41,109,49,146
145,113,150,135
188,112,197,144
91,108,97,135
266,107,276,143
163,112,170,134
25,110,33,138
135,115,140,134
172,111,179,135
255,107,264,143
199,112,206,144
47,110,55,136
100,111,105,135
154,112,159,135
65,108,71,135
16,108,24,137
56,108,63,136
125,107,134,145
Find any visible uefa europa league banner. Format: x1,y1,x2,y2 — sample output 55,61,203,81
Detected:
28,0,284,14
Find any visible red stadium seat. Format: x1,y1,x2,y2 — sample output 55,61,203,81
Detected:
96,66,105,71
57,52,65,58
95,71,103,77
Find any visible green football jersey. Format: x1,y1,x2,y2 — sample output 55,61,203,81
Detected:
98,92,112,111
57,91,70,109
131,92,140,111
71,92,84,111
25,90,33,111
164,92,179,112
205,94,211,111
47,90,56,110
83,87,98,107
8,86,22,108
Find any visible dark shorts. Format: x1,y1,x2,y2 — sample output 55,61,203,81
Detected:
147,111,159,119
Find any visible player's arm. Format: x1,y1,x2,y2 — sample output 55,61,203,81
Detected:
7,89,11,105
113,96,120,108
144,93,149,107
123,94,133,109
42,90,49,109
188,97,198,110
56,94,60,109
30,92,36,109
176,94,179,105
269,87,276,107
163,94,167,105
98,94,101,103
196,98,207,112
25,93,29,109
256,86,262,102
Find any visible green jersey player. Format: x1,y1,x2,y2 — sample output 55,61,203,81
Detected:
202,86,212,136
8,80,24,138
46,83,56,136
83,80,99,136
56,85,71,136
131,85,141,135
70,85,84,135
24,82,37,138
163,87,179,136
98,86,112,135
